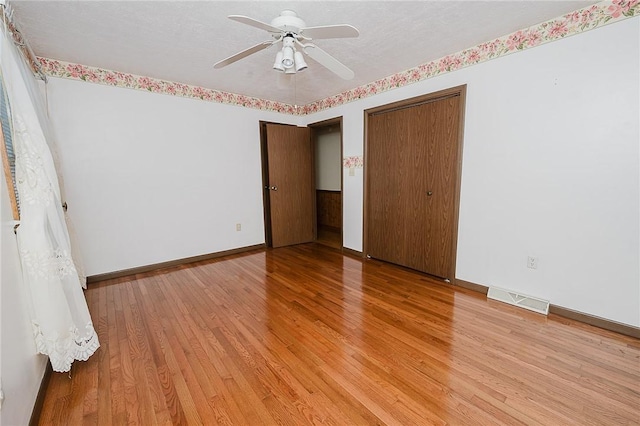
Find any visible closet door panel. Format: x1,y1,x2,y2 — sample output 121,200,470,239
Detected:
367,110,408,265
366,94,462,279
421,96,460,278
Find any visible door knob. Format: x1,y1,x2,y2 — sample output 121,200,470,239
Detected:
427,191,433,196
271,186,278,191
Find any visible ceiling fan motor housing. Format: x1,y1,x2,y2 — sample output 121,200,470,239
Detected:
270,10,306,35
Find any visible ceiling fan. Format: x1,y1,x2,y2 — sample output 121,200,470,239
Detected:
213,10,359,80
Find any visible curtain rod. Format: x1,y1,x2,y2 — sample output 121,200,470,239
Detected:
1,2,48,83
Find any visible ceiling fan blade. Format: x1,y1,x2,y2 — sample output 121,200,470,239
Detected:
299,24,359,40
214,40,274,69
303,44,355,80
228,15,283,34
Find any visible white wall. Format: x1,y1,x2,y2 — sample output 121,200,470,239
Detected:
1,165,48,426
303,19,640,327
47,18,639,327
315,131,341,190
47,80,299,275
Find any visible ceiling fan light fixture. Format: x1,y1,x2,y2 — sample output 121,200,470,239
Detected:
273,51,285,71
281,46,295,68
217,11,358,80
294,51,307,72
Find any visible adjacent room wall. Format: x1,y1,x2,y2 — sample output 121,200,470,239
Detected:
302,18,640,327
46,79,299,276
315,131,341,191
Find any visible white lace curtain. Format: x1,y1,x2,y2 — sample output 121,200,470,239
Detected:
1,25,98,372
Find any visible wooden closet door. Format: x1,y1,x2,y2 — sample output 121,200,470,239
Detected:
368,107,410,266
367,95,462,279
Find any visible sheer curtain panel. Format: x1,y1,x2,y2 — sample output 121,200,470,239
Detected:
1,24,98,372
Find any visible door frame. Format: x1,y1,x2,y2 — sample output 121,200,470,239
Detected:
259,121,273,246
260,117,345,249
363,85,467,282
309,116,344,250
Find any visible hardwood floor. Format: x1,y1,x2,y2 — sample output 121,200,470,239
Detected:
38,244,640,425
316,226,341,250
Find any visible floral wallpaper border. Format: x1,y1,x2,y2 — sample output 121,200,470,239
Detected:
301,0,639,114
343,156,364,169
35,0,638,115
36,58,298,115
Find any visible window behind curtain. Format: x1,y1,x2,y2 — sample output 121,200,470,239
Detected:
0,72,20,219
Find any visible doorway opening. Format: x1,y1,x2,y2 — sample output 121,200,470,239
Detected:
310,118,343,250
259,118,344,250
311,120,343,249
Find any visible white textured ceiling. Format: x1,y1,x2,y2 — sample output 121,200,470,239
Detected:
11,1,596,105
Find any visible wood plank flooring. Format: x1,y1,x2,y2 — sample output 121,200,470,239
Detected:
316,226,341,250
38,244,640,425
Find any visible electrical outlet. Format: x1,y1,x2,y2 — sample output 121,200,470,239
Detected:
527,256,538,269
236,223,241,231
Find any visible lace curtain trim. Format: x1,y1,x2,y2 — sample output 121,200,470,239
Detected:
20,248,78,279
33,321,99,373
13,114,58,206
